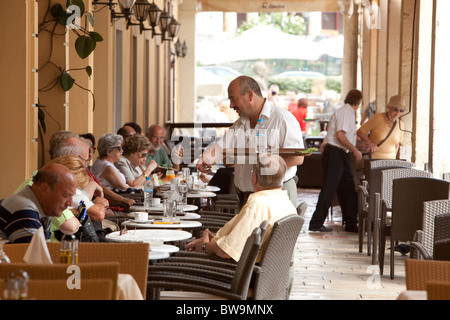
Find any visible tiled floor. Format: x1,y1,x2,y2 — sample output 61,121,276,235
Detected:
290,188,407,300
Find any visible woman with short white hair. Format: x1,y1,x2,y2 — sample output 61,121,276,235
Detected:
91,133,129,190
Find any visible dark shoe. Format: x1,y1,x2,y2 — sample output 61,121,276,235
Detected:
345,224,358,233
309,225,333,232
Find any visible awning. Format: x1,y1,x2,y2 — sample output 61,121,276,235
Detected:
196,24,328,65
195,66,229,96
197,0,342,12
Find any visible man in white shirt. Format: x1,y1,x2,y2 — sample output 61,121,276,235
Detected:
197,76,304,207
187,154,296,262
309,89,363,233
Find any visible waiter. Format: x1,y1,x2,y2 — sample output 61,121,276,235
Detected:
309,89,363,233
197,75,304,207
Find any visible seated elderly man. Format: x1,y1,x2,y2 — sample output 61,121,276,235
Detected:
186,153,296,261
145,124,182,171
117,125,136,144
0,163,77,243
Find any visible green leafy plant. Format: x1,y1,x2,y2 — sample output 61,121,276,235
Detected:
38,0,102,134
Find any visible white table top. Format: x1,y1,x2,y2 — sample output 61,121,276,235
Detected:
148,251,170,260
127,211,201,220
187,191,217,198
191,186,220,193
105,229,192,243
123,220,202,229
150,244,179,254
130,204,198,212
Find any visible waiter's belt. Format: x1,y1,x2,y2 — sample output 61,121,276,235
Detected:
324,143,350,154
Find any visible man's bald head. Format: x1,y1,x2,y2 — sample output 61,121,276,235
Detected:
32,163,77,217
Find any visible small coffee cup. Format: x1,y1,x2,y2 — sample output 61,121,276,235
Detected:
135,212,148,222
153,198,161,206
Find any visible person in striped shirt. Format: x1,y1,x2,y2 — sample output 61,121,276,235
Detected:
0,163,77,243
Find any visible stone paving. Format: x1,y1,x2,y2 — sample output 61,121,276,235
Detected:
290,188,407,300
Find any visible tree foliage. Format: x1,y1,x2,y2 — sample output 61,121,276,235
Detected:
237,13,306,36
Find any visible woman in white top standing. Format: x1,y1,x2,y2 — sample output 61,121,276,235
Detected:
92,133,129,190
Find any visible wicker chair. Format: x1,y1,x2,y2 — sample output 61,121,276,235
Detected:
363,160,414,259
443,172,450,182
380,177,450,279
426,281,450,300
149,214,305,300
0,262,120,299
0,278,114,300
152,220,269,268
411,212,450,261
3,242,150,299
297,201,308,218
251,214,304,299
405,259,450,290
357,184,369,254
375,167,431,265
146,226,262,300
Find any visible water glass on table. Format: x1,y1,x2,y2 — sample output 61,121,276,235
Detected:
163,199,177,222
177,183,188,206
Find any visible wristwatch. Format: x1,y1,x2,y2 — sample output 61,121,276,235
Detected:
201,243,207,253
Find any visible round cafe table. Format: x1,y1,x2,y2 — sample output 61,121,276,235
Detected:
127,211,201,220
105,229,192,243
122,220,202,230
148,251,170,260
130,204,198,212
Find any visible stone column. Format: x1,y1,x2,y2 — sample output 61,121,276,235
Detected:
342,3,359,97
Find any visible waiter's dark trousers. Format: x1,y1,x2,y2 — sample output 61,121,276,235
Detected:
309,145,358,228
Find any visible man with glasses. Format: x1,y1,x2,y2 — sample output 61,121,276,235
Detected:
145,124,182,171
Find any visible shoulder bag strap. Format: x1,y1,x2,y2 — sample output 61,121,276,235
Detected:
377,120,397,147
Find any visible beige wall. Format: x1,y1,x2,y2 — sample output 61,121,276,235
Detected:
0,0,38,199
0,0,172,199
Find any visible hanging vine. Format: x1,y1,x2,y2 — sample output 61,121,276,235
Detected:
37,0,103,135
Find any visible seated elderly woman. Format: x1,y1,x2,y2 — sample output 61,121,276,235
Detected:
115,134,158,188
91,133,129,190
46,156,109,238
48,155,108,220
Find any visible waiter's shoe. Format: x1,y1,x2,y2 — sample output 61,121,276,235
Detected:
309,225,333,232
345,224,359,233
